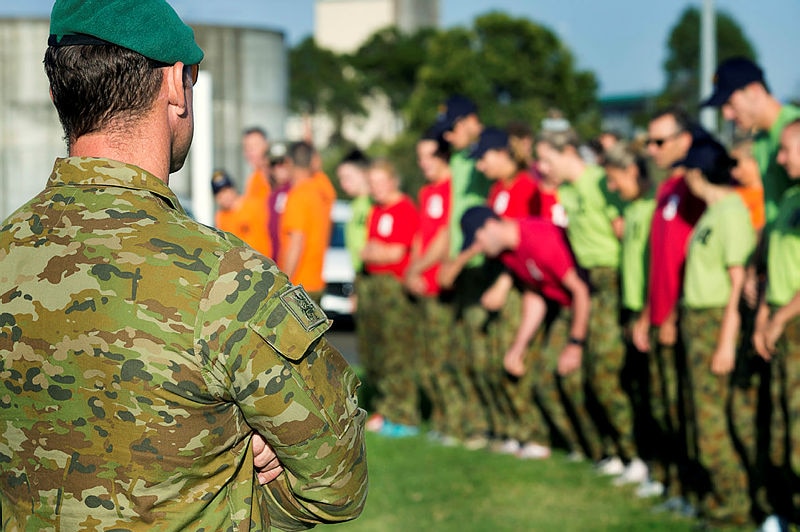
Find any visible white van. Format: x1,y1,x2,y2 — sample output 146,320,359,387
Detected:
321,200,356,320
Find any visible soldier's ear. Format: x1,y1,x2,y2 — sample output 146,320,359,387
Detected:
166,62,188,116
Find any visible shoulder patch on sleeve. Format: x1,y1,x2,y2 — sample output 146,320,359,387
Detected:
249,284,331,361
279,285,328,331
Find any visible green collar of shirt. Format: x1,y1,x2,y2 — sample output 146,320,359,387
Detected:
50,156,186,215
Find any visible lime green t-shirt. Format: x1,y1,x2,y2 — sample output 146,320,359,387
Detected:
621,193,656,312
558,164,625,269
683,193,755,309
766,185,800,306
345,194,372,272
753,104,800,232
448,148,491,263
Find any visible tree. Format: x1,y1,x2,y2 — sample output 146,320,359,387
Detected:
347,26,437,112
660,7,756,114
289,37,365,144
405,12,599,139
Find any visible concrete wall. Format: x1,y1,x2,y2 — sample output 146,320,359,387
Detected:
0,19,288,221
315,0,395,54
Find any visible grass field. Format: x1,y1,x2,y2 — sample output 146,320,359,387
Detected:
325,429,718,532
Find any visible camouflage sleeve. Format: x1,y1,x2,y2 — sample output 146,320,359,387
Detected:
198,248,368,529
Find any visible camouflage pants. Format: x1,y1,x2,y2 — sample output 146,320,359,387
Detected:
763,310,800,523
535,303,602,459
370,274,421,426
451,264,504,439
354,273,380,410
682,307,750,525
490,286,548,444
418,294,459,436
584,267,636,460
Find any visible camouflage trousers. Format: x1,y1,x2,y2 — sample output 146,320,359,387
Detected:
682,307,750,525
584,267,637,460
536,303,602,459
489,286,549,444
450,264,504,439
763,309,800,523
354,272,380,411
369,274,421,426
417,294,461,436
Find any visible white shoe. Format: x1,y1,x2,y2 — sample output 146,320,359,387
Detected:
635,479,665,498
595,456,625,476
612,457,649,486
759,514,789,532
566,450,586,463
516,442,551,460
493,438,521,455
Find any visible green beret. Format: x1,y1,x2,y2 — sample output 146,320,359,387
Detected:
49,0,204,65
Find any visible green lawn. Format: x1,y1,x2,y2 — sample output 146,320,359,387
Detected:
328,431,707,532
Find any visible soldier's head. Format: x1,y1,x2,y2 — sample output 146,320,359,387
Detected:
45,0,203,172
646,106,694,170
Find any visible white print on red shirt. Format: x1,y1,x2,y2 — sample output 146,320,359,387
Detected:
426,194,445,219
378,213,395,237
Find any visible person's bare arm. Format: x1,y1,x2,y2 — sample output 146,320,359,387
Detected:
437,243,481,290
280,231,305,280
711,265,745,375
558,268,591,375
361,240,407,265
503,289,547,377
754,289,800,358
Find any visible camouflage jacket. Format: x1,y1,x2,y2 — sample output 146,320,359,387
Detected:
0,157,367,531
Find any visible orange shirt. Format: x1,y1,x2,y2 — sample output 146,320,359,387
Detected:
234,169,272,257
279,178,332,292
735,185,765,231
313,170,337,209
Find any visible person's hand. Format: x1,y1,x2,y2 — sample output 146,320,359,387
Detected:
752,306,773,360
503,345,527,377
436,260,460,290
631,314,650,352
754,314,786,360
710,344,736,375
404,272,427,296
481,283,509,312
252,433,283,485
657,318,677,346
557,344,582,376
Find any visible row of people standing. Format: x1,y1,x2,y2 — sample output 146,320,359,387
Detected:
212,129,336,303
336,56,800,531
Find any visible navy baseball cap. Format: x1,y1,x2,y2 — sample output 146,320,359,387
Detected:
440,95,477,131
674,137,735,185
460,206,498,250
701,57,765,108
469,127,509,159
211,170,235,195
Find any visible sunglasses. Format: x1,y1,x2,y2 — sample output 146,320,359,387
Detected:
645,131,682,148
186,63,199,86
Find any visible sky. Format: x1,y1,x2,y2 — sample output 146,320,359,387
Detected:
7,0,800,101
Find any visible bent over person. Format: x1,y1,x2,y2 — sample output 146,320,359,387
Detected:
0,0,368,530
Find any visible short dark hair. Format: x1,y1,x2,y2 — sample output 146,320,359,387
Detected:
650,105,693,134
243,126,268,140
288,141,315,169
339,148,371,170
44,44,164,148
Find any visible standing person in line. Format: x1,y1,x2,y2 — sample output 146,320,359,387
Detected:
0,0,368,528
678,137,755,529
471,126,551,459
279,141,333,303
632,107,706,514
752,118,800,532
535,124,646,481
239,126,273,257
460,206,598,463
436,94,496,449
404,125,455,443
267,141,291,262
335,149,377,411
603,141,659,493
361,160,421,437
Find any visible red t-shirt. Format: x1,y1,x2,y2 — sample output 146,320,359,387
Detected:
647,173,706,326
499,217,575,307
488,171,541,218
418,179,451,296
365,195,419,279
538,187,561,224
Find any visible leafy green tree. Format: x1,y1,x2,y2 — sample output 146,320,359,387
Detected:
660,7,756,113
348,26,436,112
289,37,365,144
406,12,599,139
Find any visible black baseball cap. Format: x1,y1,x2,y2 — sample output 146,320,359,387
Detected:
701,57,765,108
460,206,498,251
469,127,509,160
